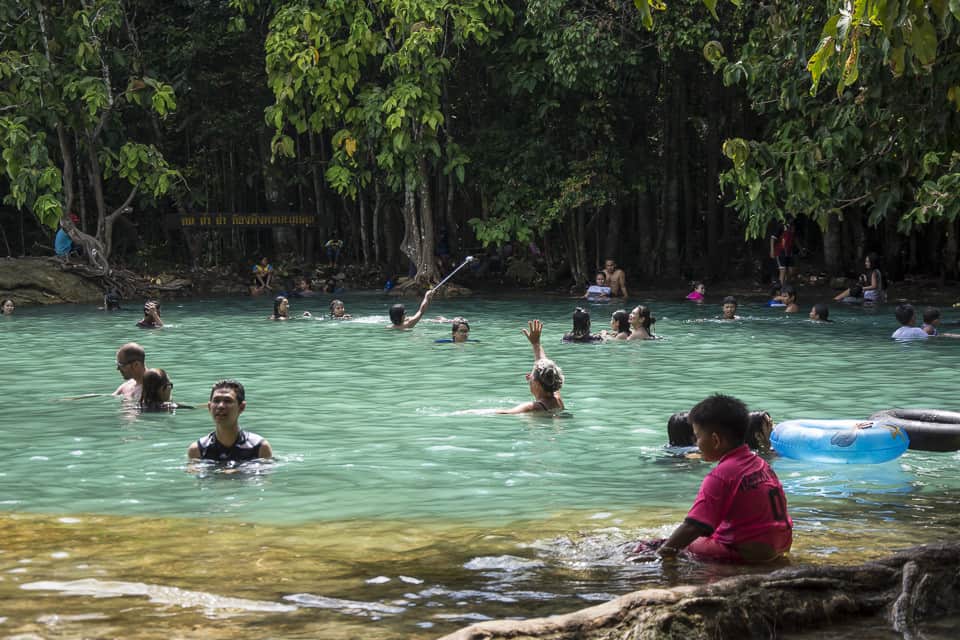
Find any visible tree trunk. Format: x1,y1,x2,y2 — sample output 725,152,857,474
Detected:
400,169,421,279
415,156,439,283
358,189,370,265
372,180,383,265
822,214,842,274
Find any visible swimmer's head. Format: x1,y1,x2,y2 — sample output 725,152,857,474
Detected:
594,272,606,285
143,300,160,315
629,305,656,333
694,282,705,294
104,290,121,310
451,317,470,342
667,411,693,447
330,299,346,317
571,307,591,337
782,285,797,303
721,296,738,319
389,303,406,325
611,309,631,334
1,298,13,315
273,296,289,318
140,368,172,406
746,410,774,452
210,379,245,404
116,342,145,380
527,358,564,394
923,306,941,325
810,303,829,321
895,303,916,326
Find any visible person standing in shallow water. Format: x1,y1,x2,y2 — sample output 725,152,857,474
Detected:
188,380,272,463
113,342,146,401
602,258,629,298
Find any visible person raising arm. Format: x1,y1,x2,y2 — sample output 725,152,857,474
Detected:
497,320,565,415
387,288,436,330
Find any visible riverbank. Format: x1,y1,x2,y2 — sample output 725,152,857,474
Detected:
4,255,960,309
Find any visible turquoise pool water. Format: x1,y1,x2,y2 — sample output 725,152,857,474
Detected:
1,294,959,638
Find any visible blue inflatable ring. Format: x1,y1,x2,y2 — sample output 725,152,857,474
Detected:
771,419,910,464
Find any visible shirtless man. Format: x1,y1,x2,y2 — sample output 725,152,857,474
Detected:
188,380,272,463
387,288,435,329
603,258,629,298
113,342,147,401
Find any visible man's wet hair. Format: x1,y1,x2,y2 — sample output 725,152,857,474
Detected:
210,379,245,404
118,342,145,363
813,303,830,321
782,285,797,301
722,296,737,306
923,306,941,324
895,303,916,326
389,303,405,325
688,394,749,445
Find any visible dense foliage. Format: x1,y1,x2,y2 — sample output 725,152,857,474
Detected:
1,0,959,283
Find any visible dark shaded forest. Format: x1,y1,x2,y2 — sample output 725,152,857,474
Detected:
2,1,959,288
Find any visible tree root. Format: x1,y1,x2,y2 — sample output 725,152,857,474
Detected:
438,543,960,640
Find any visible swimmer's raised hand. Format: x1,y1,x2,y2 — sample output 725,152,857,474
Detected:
523,319,543,345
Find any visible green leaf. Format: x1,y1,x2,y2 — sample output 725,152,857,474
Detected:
703,0,718,20
912,17,938,66
951,0,960,21
633,0,653,30
807,36,836,95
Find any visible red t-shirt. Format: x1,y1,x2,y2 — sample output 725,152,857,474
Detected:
686,444,792,547
775,228,794,257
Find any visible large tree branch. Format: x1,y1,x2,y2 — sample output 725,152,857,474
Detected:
106,182,140,223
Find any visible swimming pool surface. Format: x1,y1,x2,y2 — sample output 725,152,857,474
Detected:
1,293,958,638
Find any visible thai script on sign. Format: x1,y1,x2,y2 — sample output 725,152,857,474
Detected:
175,213,317,227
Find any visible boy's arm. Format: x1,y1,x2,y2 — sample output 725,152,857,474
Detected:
658,520,710,559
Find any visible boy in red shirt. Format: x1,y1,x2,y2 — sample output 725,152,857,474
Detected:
657,394,792,563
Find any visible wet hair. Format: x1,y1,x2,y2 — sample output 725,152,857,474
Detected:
329,299,345,316
389,303,405,325
611,309,631,335
633,305,656,336
272,296,288,318
812,303,830,321
667,411,694,446
722,296,737,306
532,358,564,393
782,285,797,302
140,368,171,408
104,290,121,310
143,300,160,314
1,298,13,311
451,317,470,335
688,394,749,445
745,411,774,451
923,306,941,324
570,307,592,338
895,303,915,326
210,379,245,404
117,342,145,364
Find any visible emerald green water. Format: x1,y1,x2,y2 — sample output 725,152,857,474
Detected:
1,294,959,638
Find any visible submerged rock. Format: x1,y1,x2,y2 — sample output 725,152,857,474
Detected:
438,542,960,640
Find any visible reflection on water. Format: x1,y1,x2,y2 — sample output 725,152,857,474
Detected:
2,296,960,636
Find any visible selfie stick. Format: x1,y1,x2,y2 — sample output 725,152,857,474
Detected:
433,255,475,291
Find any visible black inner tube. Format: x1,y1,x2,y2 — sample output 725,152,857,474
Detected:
869,408,960,451
870,409,960,425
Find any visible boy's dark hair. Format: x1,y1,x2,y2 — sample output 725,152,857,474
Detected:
688,394,749,445
895,303,915,326
782,285,797,301
389,303,405,325
210,379,245,403
813,303,830,321
923,306,941,324
722,295,737,306
667,411,694,446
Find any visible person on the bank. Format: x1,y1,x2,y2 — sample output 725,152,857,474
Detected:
891,304,928,341
582,272,611,300
602,258,629,298
834,253,885,303
497,320,564,415
603,309,632,340
325,234,344,267
387,288,435,330
188,380,272,462
137,301,163,328
656,394,792,563
1,298,14,315
113,342,147,401
252,257,274,292
627,305,657,340
562,307,603,343
770,218,798,287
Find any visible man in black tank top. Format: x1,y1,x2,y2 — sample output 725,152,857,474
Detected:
188,380,273,463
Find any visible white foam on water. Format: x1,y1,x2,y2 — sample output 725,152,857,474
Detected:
463,555,544,571
38,613,109,625
283,593,405,615
21,579,297,616
365,576,390,584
